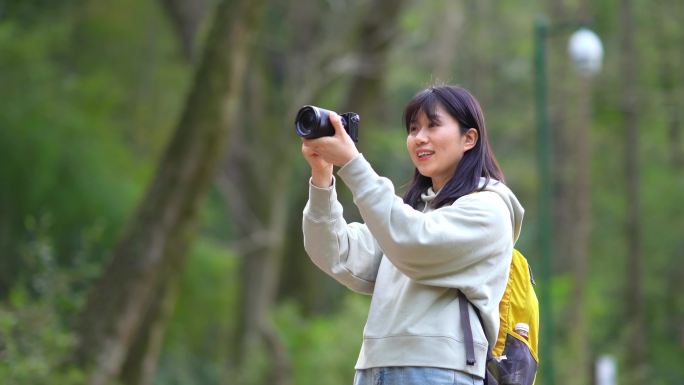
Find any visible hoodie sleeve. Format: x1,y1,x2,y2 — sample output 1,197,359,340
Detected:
337,154,513,287
302,177,383,295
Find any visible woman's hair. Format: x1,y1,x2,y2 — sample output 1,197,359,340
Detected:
402,85,505,209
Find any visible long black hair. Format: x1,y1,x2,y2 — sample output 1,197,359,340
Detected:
402,85,505,209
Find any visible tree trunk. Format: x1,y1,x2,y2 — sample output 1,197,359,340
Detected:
562,74,592,385
341,0,407,124
223,47,293,385
223,2,409,383
221,83,292,381
546,1,594,384
569,1,594,382
620,0,646,383
159,0,209,62
0,200,13,296
666,93,683,169
276,0,352,316
118,243,185,385
653,0,683,169
73,0,263,384
548,2,574,276
431,1,465,83
460,1,485,96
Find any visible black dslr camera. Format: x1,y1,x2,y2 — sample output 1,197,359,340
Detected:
294,106,360,142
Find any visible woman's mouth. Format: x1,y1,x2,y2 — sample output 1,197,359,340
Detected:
416,150,435,161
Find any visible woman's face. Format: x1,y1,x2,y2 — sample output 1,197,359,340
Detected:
406,104,476,191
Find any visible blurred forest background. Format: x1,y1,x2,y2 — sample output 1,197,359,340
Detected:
0,0,682,384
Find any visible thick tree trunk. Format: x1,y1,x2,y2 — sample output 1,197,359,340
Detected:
73,1,263,384
620,0,646,383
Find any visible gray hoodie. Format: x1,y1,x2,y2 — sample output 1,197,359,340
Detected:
303,154,524,378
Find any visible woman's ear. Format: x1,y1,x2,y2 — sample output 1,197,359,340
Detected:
464,128,479,151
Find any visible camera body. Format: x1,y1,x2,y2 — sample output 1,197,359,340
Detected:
295,105,360,142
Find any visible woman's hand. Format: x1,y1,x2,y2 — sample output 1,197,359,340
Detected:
302,139,334,188
301,112,360,167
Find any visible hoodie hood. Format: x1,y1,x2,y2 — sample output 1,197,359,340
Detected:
420,178,525,243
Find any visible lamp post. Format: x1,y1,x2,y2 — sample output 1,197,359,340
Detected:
534,15,603,385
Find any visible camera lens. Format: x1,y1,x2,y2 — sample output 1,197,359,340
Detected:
300,109,317,133
295,106,324,138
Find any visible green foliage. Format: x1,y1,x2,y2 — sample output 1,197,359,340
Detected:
0,300,84,385
0,18,129,289
0,0,188,293
0,228,90,384
155,237,369,385
154,237,240,385
274,295,370,385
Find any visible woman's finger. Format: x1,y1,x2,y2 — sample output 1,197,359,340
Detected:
329,113,346,137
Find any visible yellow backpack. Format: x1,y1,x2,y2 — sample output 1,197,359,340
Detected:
459,249,539,385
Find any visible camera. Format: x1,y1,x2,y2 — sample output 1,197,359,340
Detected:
294,105,360,142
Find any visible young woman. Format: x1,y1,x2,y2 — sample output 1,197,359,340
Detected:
301,85,524,385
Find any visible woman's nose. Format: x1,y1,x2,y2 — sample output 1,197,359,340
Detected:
414,128,428,143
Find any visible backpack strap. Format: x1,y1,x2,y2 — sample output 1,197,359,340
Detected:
458,291,477,366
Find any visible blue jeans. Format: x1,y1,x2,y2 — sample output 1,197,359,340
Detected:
353,367,484,385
